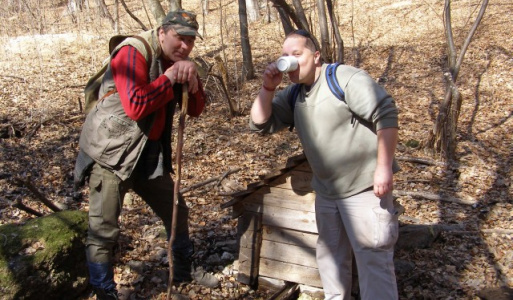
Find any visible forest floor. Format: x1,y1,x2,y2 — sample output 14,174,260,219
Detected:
0,0,512,299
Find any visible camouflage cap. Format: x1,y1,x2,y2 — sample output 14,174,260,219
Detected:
162,10,202,39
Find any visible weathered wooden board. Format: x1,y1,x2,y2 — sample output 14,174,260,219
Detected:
260,240,317,268
243,203,317,233
243,186,316,213
269,170,314,192
293,161,312,173
262,226,318,249
231,159,322,288
237,211,262,285
257,276,286,292
258,276,325,299
237,210,262,234
238,239,262,285
259,258,322,287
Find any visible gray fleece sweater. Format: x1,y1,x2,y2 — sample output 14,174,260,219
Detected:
250,64,399,199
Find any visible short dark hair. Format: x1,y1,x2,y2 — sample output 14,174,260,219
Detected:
286,29,317,52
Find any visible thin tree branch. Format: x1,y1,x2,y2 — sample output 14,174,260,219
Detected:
120,0,148,31
13,199,43,217
13,177,62,212
453,0,489,80
396,156,447,167
394,190,476,206
180,168,242,193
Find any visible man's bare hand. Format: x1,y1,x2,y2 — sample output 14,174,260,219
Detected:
262,62,283,91
373,165,393,198
165,61,199,93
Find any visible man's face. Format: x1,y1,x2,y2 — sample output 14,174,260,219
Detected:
159,27,196,62
281,36,320,85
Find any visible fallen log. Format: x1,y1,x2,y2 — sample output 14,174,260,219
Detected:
394,190,476,206
396,155,447,167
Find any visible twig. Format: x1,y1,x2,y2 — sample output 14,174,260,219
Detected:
119,0,148,30
64,115,85,123
64,84,84,88
1,75,26,82
440,228,513,235
25,122,42,141
78,96,83,113
180,168,242,194
481,229,513,234
13,177,62,212
13,198,43,217
396,156,447,167
394,190,476,206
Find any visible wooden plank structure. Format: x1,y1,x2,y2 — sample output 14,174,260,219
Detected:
221,154,325,294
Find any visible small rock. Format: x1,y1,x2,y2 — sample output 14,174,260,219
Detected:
478,287,513,300
206,253,221,265
128,261,144,273
221,251,234,262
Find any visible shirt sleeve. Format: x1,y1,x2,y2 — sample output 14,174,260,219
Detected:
111,45,206,120
111,45,174,121
249,85,295,134
343,69,398,130
185,77,205,117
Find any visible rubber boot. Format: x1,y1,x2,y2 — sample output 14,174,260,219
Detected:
172,233,219,288
88,262,118,300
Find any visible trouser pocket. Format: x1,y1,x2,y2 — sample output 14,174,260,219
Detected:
371,206,399,250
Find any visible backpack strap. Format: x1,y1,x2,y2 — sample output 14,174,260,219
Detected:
288,83,302,112
288,83,302,131
98,35,153,102
131,35,153,65
288,63,345,131
325,62,345,102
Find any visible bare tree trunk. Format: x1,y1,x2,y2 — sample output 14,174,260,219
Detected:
202,0,209,15
290,0,309,31
202,0,208,37
326,0,344,63
238,0,255,81
245,0,258,22
148,0,165,24
141,0,153,28
264,1,276,23
219,0,227,67
114,0,119,33
270,0,321,49
269,0,303,32
169,0,181,11
275,5,294,34
425,0,489,160
96,0,115,29
316,0,331,62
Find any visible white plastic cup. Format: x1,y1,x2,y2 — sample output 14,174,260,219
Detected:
276,56,299,73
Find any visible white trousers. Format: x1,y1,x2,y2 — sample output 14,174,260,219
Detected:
315,190,399,300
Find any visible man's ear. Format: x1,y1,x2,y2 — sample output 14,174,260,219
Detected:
314,51,321,64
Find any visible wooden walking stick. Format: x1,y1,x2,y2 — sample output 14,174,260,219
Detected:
167,83,188,299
